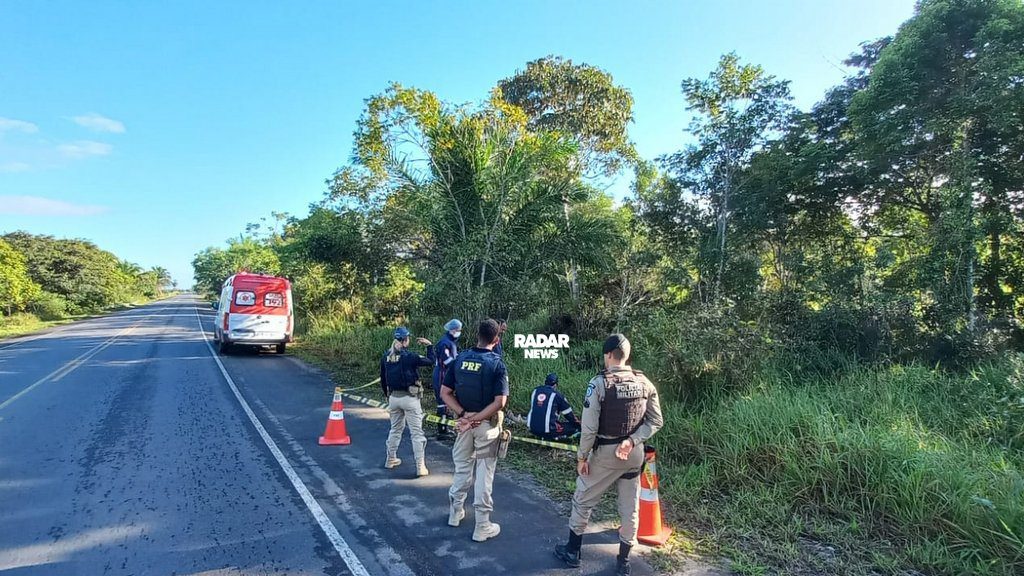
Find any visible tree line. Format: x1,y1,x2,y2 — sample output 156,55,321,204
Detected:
0,231,173,319
195,0,1023,380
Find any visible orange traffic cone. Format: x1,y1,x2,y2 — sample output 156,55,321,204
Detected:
637,446,672,546
318,387,352,445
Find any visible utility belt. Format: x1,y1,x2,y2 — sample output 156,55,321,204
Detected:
390,381,423,398
469,411,511,459
595,435,631,447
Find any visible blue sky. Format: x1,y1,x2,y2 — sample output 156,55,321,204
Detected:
0,1,916,286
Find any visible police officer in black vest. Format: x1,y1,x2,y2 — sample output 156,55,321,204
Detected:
440,319,509,543
555,333,663,575
380,326,434,476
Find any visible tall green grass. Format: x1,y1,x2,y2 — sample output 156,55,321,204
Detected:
298,314,1024,575
0,312,53,338
656,360,1024,575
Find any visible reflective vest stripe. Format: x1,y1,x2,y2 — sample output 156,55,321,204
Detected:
544,391,555,434
526,389,537,430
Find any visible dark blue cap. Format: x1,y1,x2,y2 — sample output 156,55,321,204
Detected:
544,373,558,387
393,326,410,340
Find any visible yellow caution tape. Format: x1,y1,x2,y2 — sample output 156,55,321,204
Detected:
337,386,578,453
515,436,578,451
338,378,381,393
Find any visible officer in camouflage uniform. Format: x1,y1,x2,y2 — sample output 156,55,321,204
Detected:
555,333,663,576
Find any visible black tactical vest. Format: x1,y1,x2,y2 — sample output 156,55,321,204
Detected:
597,369,649,438
452,348,500,412
383,350,410,390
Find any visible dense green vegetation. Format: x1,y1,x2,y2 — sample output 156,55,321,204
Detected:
193,1,1024,574
0,232,173,330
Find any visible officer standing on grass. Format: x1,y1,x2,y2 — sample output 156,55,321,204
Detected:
555,333,663,576
380,327,435,477
432,318,462,439
440,319,508,543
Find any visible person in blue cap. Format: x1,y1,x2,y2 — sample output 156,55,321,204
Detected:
380,326,435,476
431,318,462,439
526,373,580,441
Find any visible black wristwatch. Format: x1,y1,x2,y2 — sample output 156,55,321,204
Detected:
456,409,465,418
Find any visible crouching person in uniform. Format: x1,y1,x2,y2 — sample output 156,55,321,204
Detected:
555,333,663,576
527,373,580,441
440,319,508,542
380,326,435,477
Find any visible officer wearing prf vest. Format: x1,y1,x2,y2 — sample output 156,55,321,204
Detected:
380,327,435,477
555,333,663,576
440,319,509,543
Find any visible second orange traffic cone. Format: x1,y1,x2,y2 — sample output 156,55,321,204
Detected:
318,387,352,445
637,446,672,546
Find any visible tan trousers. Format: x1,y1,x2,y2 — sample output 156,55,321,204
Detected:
448,420,500,518
569,443,644,545
386,393,426,462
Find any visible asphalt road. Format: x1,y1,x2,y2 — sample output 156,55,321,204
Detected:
0,295,676,575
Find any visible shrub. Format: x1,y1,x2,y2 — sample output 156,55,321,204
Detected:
29,291,68,321
630,303,777,404
659,359,1024,575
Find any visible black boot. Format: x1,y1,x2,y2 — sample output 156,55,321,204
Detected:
554,530,583,567
616,541,632,576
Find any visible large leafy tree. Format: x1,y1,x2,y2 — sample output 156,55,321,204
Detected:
276,208,378,279
497,55,637,177
849,0,1024,333
191,237,281,296
0,238,41,315
640,54,793,301
336,83,619,318
3,232,139,313
150,266,173,292
497,56,637,303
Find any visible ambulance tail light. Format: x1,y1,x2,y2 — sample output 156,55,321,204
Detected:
223,312,230,332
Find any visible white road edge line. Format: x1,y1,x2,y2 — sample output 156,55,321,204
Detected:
192,303,371,576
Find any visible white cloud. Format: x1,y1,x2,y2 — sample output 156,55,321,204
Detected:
57,140,113,159
0,195,108,216
0,162,31,173
72,113,125,134
0,117,38,133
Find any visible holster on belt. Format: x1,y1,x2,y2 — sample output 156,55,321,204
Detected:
488,410,504,428
408,382,423,398
478,411,510,459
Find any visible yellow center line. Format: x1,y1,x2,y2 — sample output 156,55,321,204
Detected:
0,303,171,412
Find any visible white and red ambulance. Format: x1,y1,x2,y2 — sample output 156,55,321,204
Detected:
214,272,293,354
